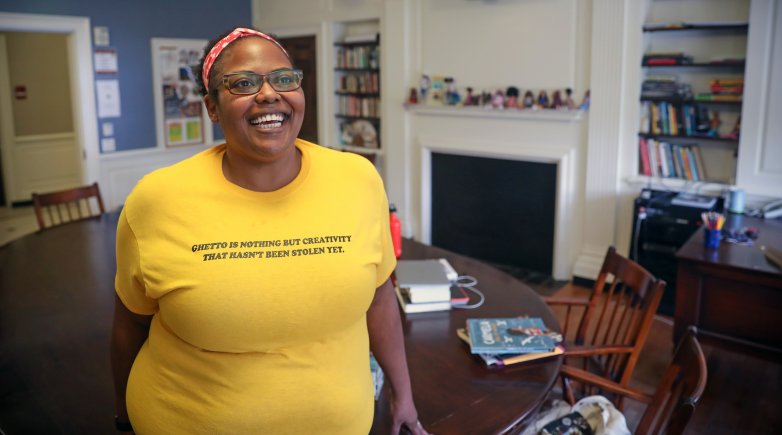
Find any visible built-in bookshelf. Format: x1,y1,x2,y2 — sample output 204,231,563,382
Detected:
638,19,748,184
333,28,381,154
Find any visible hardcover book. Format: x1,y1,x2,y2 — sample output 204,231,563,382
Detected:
394,259,452,303
395,286,451,314
466,317,557,354
457,328,564,367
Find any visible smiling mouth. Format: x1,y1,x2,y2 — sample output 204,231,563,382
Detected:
249,113,287,130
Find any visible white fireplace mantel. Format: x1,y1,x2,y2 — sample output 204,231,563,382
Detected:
417,134,581,281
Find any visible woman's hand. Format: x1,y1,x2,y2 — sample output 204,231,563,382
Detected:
391,394,430,435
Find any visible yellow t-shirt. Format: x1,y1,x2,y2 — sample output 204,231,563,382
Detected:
115,139,396,434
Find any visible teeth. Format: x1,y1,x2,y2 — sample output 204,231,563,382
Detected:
251,113,285,126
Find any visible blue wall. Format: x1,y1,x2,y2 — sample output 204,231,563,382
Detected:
0,0,249,151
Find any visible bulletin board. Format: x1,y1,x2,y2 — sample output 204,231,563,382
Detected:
151,38,212,148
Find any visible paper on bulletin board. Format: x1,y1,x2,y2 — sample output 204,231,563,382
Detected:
94,48,118,74
96,79,121,118
153,39,207,147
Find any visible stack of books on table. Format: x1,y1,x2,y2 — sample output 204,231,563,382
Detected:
457,317,564,367
394,259,453,314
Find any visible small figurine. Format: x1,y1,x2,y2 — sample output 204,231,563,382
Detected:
408,87,418,104
491,89,505,109
550,90,563,109
419,74,431,103
579,89,590,110
564,88,575,109
444,77,461,105
708,110,722,137
430,75,445,105
536,90,550,109
522,90,535,108
464,87,477,106
726,114,741,139
505,86,520,109
481,91,492,107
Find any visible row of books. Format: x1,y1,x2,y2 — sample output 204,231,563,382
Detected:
458,317,564,367
337,95,381,118
639,137,707,181
695,78,744,102
337,72,380,94
335,45,379,69
639,101,712,136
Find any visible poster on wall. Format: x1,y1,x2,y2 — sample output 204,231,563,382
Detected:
151,38,212,148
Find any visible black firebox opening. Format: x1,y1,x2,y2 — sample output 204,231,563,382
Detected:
431,152,556,276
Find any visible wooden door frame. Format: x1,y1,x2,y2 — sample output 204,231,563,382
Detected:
0,13,99,206
260,24,326,146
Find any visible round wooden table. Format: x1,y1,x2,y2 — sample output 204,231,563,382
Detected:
0,212,561,434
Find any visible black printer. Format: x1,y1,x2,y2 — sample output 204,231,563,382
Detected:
629,189,723,315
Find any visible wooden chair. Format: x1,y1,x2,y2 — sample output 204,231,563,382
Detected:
559,326,707,435
545,246,666,409
32,182,105,231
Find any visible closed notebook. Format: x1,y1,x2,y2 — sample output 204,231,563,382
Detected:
466,317,557,354
394,259,452,303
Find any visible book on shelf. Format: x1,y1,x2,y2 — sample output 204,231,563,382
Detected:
394,259,453,304
694,93,742,102
394,286,451,314
466,317,558,355
456,327,564,367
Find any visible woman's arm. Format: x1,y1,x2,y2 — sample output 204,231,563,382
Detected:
367,278,429,435
110,296,152,426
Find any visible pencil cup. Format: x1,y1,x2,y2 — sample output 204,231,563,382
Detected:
704,228,721,249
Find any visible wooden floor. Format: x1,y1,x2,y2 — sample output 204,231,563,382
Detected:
546,284,782,434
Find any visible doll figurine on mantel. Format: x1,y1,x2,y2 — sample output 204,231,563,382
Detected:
565,88,576,109
407,87,418,104
550,90,563,109
419,74,431,104
464,87,477,106
505,86,520,109
491,89,506,109
522,90,535,109
579,89,590,110
444,77,461,105
536,90,550,109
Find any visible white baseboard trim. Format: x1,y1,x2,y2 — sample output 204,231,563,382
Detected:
98,145,211,210
572,245,607,280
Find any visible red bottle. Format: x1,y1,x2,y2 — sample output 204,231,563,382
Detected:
389,204,402,259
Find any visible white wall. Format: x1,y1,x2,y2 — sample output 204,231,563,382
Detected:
254,0,780,281
255,0,590,279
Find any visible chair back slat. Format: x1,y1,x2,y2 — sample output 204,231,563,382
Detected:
32,182,105,231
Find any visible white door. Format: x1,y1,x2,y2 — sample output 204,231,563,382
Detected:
0,32,83,204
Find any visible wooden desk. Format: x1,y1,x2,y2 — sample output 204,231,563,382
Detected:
675,215,782,357
0,213,561,434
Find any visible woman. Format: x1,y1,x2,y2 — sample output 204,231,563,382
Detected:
111,27,427,434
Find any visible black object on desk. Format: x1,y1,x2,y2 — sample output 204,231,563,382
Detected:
629,188,723,315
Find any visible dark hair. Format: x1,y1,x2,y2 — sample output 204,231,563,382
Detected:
193,28,290,98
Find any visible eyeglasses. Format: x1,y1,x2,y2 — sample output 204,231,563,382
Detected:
221,69,303,95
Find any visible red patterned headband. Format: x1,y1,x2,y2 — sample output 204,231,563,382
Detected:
201,27,289,90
